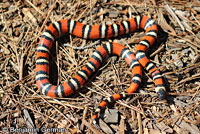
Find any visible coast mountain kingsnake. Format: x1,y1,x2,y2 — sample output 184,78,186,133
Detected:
35,15,166,128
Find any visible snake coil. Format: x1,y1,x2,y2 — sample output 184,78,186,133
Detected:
35,16,166,128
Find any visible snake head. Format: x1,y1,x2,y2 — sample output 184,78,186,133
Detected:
155,87,166,100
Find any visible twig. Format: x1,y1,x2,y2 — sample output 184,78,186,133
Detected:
64,40,100,50
164,4,185,31
177,72,200,84
25,0,44,15
82,120,102,134
80,106,89,130
137,112,143,134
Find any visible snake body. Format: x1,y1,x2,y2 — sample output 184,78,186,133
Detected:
35,16,166,127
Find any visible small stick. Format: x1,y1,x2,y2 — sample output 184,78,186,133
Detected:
150,44,165,57
25,0,43,15
164,4,185,31
119,116,125,134
137,112,143,134
82,120,101,134
80,106,89,130
177,72,200,84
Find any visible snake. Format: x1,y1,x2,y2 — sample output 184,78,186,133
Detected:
35,15,166,128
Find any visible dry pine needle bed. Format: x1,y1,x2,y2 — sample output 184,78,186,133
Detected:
0,0,200,134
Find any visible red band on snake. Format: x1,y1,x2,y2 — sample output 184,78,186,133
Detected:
35,16,166,128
